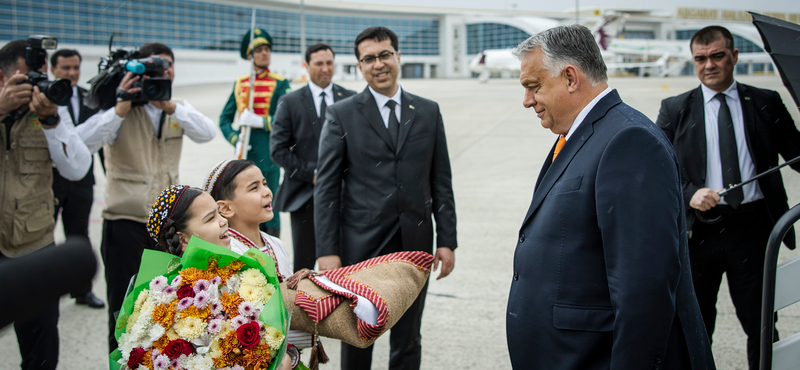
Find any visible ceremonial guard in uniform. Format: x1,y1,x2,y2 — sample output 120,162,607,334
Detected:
219,28,291,237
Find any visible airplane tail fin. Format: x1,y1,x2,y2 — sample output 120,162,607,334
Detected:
590,12,627,51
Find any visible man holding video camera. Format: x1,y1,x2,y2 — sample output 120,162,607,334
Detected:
0,38,91,370
77,42,216,351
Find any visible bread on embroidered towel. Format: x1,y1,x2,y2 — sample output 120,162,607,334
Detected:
280,251,433,348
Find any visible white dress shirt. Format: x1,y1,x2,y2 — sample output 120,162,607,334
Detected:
76,100,217,154
565,87,613,141
45,109,92,181
69,85,80,122
701,82,763,204
308,81,334,117
368,85,402,128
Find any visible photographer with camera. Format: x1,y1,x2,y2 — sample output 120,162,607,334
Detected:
49,49,105,310
77,42,216,351
0,38,91,370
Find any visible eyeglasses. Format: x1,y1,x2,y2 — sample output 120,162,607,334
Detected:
359,51,395,65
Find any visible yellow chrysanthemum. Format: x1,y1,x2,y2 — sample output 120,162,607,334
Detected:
241,269,267,287
133,290,149,312
173,317,206,341
238,284,263,304
125,311,140,333
243,344,273,368
151,301,177,328
262,325,284,352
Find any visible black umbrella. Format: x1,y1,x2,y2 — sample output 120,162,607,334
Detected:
750,12,800,109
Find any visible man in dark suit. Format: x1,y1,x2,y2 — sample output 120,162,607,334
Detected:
656,26,800,370
507,25,715,370
50,49,104,309
271,43,356,272
314,27,457,370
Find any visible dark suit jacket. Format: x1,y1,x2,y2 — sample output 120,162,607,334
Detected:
54,86,99,187
271,84,356,213
314,88,457,265
656,83,800,249
507,90,715,370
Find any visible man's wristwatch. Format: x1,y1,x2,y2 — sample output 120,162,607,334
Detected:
39,115,59,127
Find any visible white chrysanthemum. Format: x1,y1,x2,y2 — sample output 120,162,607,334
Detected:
237,284,262,304
262,325,285,352
224,274,241,293
149,324,166,343
173,317,207,341
154,290,178,305
241,269,267,287
133,289,149,312
117,332,134,361
140,296,157,317
183,354,214,370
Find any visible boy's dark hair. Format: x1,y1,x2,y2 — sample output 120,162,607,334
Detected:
690,26,735,53
158,187,204,256
305,43,335,64
213,160,258,201
140,42,175,61
0,40,28,76
354,27,398,59
50,49,82,67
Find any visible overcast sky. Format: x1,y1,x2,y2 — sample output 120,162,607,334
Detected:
338,0,800,14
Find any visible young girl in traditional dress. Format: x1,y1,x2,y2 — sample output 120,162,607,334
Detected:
146,183,303,369
146,185,231,255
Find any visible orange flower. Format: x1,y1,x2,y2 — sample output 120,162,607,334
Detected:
179,305,212,321
152,334,171,351
179,267,207,287
242,344,273,369
220,292,244,317
152,301,178,328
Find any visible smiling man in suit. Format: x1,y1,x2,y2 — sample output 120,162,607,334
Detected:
49,49,104,309
314,26,457,370
656,25,800,370
271,43,356,271
506,25,715,370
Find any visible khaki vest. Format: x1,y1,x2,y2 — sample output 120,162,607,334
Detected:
103,104,183,223
0,112,56,258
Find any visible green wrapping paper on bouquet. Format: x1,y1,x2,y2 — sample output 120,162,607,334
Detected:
109,238,290,370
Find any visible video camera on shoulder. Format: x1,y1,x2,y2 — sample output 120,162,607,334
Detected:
85,36,172,110
17,36,73,106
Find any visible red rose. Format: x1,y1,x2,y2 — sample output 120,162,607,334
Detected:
236,321,261,349
163,339,193,359
127,348,146,368
176,285,195,299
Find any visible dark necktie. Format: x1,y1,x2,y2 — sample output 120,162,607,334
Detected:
385,100,399,147
716,93,743,209
319,91,327,120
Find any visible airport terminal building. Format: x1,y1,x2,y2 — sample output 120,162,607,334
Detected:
1,0,798,85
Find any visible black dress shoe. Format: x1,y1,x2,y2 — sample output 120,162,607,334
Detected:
75,292,105,309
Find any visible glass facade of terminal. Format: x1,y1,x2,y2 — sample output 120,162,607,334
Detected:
0,0,439,55
466,23,530,55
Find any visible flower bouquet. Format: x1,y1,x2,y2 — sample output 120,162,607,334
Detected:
109,238,290,370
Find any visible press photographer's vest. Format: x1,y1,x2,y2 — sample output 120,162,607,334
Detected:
102,104,183,223
0,112,56,258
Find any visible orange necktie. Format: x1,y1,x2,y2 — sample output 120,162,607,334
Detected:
552,136,567,162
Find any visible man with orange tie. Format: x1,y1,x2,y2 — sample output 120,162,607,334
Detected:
505,25,715,369
219,27,291,237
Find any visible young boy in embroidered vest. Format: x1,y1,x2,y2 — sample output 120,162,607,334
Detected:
146,185,231,255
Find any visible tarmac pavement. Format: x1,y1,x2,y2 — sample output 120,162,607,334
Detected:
1,75,799,370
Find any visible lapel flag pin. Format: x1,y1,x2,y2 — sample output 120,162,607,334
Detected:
409,105,415,110
337,92,342,96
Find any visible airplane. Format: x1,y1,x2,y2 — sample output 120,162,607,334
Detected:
468,11,772,81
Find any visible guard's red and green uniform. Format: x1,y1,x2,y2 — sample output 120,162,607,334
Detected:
219,69,291,230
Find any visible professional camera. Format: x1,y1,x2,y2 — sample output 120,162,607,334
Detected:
16,36,72,106
85,36,172,110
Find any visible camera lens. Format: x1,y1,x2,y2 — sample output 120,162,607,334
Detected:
144,82,161,97
43,79,73,106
